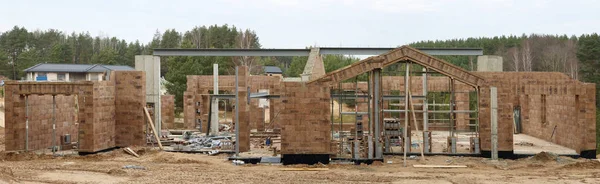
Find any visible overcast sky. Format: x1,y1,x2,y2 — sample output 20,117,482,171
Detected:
1,0,598,48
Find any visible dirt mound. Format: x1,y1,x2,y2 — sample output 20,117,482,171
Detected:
107,169,127,176
149,152,211,164
562,161,600,169
531,152,558,162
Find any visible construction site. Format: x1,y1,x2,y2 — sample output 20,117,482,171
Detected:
0,45,599,183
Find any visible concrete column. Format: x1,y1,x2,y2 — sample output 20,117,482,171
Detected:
490,87,498,160
211,64,219,135
135,55,161,136
477,56,503,72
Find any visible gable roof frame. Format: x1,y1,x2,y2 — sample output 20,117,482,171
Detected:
309,46,486,87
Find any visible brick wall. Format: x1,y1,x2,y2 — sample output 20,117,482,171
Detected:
279,82,332,154
161,95,175,129
4,82,94,152
114,71,146,148
477,72,596,153
86,81,116,152
4,95,79,151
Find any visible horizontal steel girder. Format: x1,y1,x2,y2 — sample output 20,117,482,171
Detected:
153,47,483,57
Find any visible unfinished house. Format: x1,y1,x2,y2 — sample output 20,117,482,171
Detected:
3,71,147,153
165,45,596,164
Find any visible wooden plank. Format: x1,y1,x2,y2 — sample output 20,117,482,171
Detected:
282,168,330,171
144,107,164,150
408,91,425,160
413,165,467,168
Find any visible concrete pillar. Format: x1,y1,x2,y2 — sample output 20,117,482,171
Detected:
211,64,219,135
477,56,503,72
135,55,162,135
490,87,498,160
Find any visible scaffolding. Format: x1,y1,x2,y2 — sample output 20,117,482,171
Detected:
330,61,481,160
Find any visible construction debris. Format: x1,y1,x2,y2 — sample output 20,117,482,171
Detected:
123,147,140,158
232,160,245,165
122,165,146,170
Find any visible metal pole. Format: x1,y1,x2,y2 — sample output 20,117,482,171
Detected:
368,71,372,135
25,95,29,151
339,83,343,156
403,62,410,167
476,87,480,137
354,77,359,159
423,68,428,132
450,78,455,137
373,69,381,159
234,67,240,156
354,77,359,140
52,95,56,154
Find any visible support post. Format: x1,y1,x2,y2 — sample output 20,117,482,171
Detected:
25,95,29,152
373,69,382,159
52,95,56,153
403,62,410,167
235,67,240,156
211,64,219,135
450,78,455,137
490,87,498,160
338,83,343,156
422,68,428,132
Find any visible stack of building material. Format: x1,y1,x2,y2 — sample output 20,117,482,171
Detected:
182,92,195,129
161,95,175,129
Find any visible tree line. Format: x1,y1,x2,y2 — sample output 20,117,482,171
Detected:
1,26,599,115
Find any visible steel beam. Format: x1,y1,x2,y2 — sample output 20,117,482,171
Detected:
153,47,483,57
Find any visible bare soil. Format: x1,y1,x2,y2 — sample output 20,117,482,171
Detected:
0,148,596,183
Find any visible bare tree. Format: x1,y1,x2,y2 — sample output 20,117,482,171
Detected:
235,29,258,72
189,27,202,49
507,47,520,72
521,39,533,71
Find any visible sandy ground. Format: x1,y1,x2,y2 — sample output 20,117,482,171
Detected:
0,149,598,184
514,134,578,155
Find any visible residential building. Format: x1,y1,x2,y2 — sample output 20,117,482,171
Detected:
263,66,283,77
23,63,135,82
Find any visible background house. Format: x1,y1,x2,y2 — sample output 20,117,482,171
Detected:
23,63,135,81
263,66,283,77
